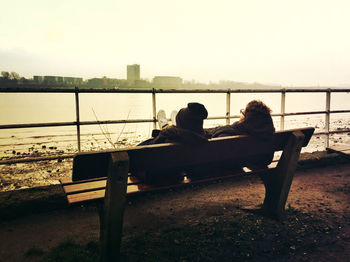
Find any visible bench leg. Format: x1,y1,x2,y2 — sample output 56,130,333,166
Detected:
264,131,305,219
100,152,129,262
259,170,278,211
97,201,104,242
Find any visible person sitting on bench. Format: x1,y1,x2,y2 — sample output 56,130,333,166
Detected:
135,100,275,185
135,102,210,185
139,102,210,146
205,100,276,211
209,100,275,167
186,100,275,179
208,100,275,141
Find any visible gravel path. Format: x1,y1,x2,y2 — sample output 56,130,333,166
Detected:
0,163,349,261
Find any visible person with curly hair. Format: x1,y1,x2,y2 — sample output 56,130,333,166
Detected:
202,100,276,214
206,100,275,141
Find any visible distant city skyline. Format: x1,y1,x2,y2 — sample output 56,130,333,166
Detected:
1,0,350,87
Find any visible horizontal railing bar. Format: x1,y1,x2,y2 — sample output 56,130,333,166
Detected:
1,86,350,93
0,154,74,165
207,115,239,120
276,110,350,117
329,110,350,114
312,129,350,136
154,88,350,93
77,119,153,125
327,129,350,134
1,110,350,130
0,116,237,130
0,119,154,129
312,130,350,135
0,122,78,129
0,87,153,93
283,111,326,116
289,110,350,115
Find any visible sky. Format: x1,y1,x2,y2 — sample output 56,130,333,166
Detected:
1,0,350,86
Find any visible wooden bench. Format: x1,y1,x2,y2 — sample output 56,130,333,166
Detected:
60,127,314,261
327,144,350,159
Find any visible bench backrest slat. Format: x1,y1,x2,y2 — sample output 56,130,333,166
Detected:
72,127,314,181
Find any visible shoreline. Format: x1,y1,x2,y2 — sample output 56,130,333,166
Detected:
2,115,350,159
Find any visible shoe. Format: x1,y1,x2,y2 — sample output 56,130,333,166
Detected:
157,110,168,129
170,110,178,126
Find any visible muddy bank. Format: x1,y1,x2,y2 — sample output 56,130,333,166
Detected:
0,136,144,191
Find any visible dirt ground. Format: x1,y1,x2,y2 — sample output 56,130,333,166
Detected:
0,162,349,262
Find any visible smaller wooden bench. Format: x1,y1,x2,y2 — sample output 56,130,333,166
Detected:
327,144,350,159
60,127,314,261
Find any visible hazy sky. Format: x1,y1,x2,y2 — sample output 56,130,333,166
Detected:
1,0,349,86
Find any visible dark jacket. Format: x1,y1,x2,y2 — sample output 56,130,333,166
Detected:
206,113,275,141
205,112,275,170
135,126,209,185
139,126,208,146
136,113,275,184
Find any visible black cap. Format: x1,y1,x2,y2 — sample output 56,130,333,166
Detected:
176,103,208,134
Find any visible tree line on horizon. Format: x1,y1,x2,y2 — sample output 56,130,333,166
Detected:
0,71,281,90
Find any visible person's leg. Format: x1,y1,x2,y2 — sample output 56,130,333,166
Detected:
157,110,168,129
170,110,178,126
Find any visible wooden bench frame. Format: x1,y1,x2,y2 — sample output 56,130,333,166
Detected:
61,127,314,261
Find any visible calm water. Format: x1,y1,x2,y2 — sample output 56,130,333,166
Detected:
1,91,350,157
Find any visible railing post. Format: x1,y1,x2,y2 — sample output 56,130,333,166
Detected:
280,90,286,130
325,89,331,148
226,90,231,125
75,87,81,152
152,88,157,129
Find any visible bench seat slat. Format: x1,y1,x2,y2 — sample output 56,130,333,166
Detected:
63,177,147,195
64,164,277,205
67,185,144,204
67,189,105,204
64,180,106,195
60,176,140,186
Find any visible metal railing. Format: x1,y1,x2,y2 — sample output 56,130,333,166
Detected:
1,86,350,164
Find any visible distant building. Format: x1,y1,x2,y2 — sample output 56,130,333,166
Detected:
33,76,44,84
34,75,83,86
87,77,120,88
127,64,140,82
63,77,83,85
44,76,60,84
87,78,105,87
153,76,183,88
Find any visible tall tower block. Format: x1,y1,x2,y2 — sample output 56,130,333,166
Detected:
127,64,140,82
